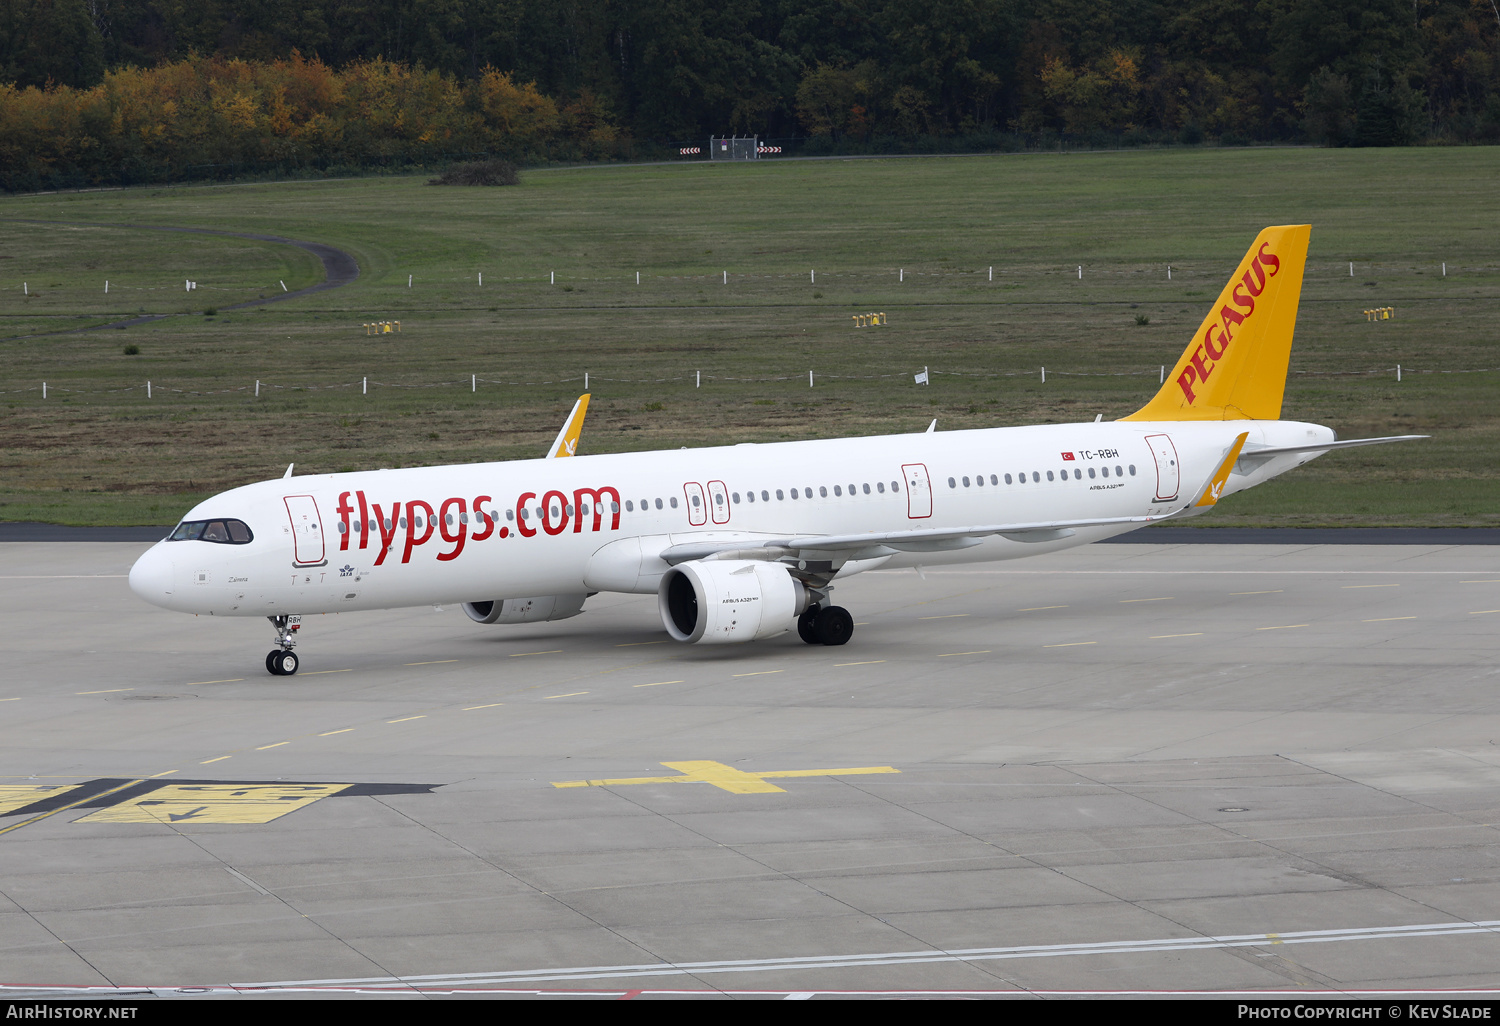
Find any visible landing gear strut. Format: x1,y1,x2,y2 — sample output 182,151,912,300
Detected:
798,604,854,646
265,614,301,676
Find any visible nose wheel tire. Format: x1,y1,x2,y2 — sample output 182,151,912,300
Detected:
813,605,854,646
266,650,300,676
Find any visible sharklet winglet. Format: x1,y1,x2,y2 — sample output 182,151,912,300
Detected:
546,394,591,458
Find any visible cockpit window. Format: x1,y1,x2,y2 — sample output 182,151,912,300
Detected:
168,519,253,544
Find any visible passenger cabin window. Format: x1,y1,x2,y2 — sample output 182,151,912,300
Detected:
170,519,254,544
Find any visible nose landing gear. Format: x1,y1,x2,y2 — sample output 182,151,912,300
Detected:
266,615,301,676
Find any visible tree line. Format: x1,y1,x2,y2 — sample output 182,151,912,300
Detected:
1,0,1496,189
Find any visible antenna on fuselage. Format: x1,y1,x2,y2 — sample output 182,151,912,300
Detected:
926,419,937,433
283,463,294,478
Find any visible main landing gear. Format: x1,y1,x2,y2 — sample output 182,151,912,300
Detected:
797,604,854,646
266,614,301,676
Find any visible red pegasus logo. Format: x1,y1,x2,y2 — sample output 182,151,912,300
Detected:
1176,242,1281,404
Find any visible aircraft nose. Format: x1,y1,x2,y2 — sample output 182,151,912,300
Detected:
128,544,174,607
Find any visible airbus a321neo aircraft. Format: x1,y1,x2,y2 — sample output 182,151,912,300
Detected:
130,225,1422,675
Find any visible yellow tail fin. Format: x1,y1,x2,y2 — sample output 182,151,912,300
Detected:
1123,225,1310,422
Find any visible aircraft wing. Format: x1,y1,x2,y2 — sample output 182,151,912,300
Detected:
658,514,1161,564
546,394,591,458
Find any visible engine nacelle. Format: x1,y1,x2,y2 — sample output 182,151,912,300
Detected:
463,594,588,624
658,559,809,644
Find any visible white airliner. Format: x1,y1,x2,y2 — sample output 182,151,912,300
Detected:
129,225,1422,675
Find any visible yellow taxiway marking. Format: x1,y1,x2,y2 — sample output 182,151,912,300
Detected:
1257,624,1309,631
938,650,990,657
318,728,355,736
835,660,886,666
0,780,143,836
0,698,19,702
1019,605,1067,611
200,756,232,764
918,614,969,620
1120,597,1173,603
405,660,458,666
1232,590,1283,596
463,703,505,710
632,681,684,688
184,679,244,686
149,770,178,778
1462,580,1500,584
616,640,668,647
732,670,783,678
255,741,290,750
0,785,73,815
76,689,132,695
553,760,900,795
1363,617,1417,622
387,715,427,722
511,650,563,657
1343,584,1398,589
1151,633,1204,639
1044,641,1096,648
301,669,353,676
543,693,588,700
76,783,347,825
1470,609,1500,615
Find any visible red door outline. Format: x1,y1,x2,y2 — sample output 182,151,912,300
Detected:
284,495,326,565
707,479,730,524
683,482,708,526
902,463,933,518
1144,434,1181,501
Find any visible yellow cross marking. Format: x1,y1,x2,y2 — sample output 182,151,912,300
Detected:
75,783,348,824
552,760,899,795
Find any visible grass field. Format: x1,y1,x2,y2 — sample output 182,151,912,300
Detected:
1,146,1497,527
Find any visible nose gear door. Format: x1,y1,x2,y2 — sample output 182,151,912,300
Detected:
284,495,326,566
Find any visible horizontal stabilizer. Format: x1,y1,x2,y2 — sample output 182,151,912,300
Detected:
1236,435,1428,464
